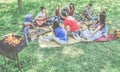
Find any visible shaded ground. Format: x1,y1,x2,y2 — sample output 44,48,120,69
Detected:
0,0,120,72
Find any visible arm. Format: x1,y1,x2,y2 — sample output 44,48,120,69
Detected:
35,14,44,20
60,12,66,19
35,14,43,20
70,8,75,15
91,8,94,16
53,10,56,16
80,8,86,18
64,21,67,30
88,24,104,39
35,12,48,20
65,25,70,31
93,15,99,26
45,12,48,19
93,20,99,26
73,9,75,15
59,10,61,16
82,8,86,15
54,29,59,37
64,21,70,31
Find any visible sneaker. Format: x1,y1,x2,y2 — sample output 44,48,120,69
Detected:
39,36,44,41
44,38,50,42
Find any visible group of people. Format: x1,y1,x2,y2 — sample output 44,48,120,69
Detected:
35,3,75,26
24,3,108,45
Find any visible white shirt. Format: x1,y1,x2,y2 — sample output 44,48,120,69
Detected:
36,12,46,18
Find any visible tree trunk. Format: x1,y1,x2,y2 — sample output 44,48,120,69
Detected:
17,0,22,10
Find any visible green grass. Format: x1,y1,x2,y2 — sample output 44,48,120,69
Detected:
0,0,120,72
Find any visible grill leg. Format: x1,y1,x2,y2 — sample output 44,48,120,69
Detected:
2,56,6,65
16,54,22,71
27,46,30,59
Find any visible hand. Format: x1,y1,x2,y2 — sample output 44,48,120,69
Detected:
35,18,42,20
87,16,91,19
86,37,90,40
86,36,91,40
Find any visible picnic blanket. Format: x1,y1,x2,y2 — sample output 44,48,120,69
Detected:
38,31,85,48
94,34,116,42
38,22,117,48
38,34,116,48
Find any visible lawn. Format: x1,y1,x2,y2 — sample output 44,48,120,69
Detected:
0,0,120,72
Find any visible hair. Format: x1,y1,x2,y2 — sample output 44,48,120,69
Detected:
62,5,70,14
88,3,92,6
62,11,68,17
55,5,60,15
40,6,45,11
102,8,106,14
99,13,106,25
52,21,60,30
69,3,75,10
56,5,60,9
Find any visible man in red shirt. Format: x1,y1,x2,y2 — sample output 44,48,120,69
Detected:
62,11,81,40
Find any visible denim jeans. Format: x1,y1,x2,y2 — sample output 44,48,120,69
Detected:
92,17,98,22
67,30,81,36
101,24,108,37
67,30,81,40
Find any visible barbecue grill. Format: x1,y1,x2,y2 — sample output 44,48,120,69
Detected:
0,35,27,70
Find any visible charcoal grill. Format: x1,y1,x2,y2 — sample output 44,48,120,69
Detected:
0,35,27,70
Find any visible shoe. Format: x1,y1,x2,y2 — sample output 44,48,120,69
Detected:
39,36,44,41
44,38,50,42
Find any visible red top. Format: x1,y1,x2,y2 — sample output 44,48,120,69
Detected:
64,16,80,32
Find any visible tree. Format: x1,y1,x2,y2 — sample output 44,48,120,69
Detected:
17,0,22,10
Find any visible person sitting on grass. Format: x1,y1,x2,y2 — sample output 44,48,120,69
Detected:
92,7,107,23
60,5,70,20
23,14,33,44
81,13,108,42
41,21,68,45
53,5,61,21
80,3,94,20
35,6,48,27
93,7,108,33
62,11,81,40
69,3,75,16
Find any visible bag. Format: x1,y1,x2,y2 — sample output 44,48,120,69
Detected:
114,29,120,38
28,29,38,41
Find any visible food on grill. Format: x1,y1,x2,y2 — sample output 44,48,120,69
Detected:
4,33,23,46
